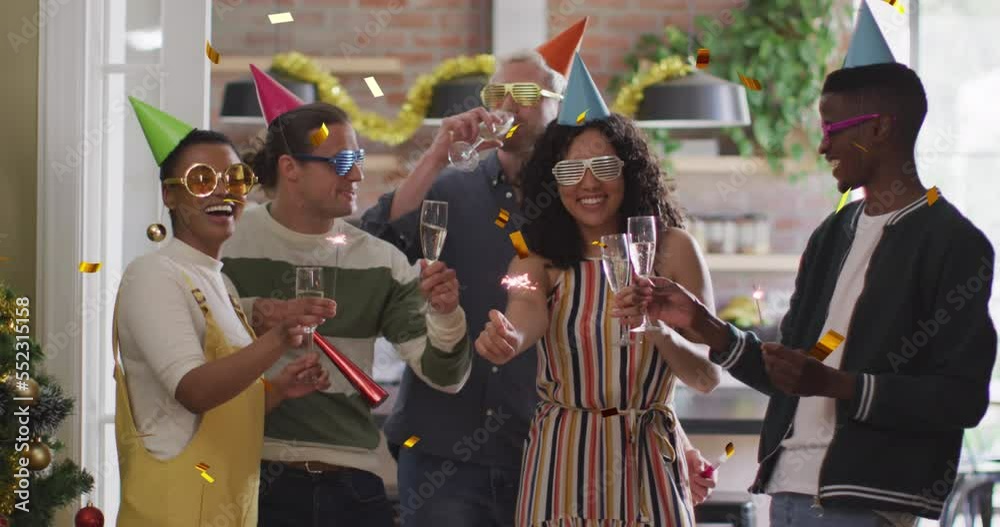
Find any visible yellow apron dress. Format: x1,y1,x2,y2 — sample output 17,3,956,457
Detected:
113,273,265,526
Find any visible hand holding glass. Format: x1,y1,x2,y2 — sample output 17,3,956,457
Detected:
448,110,515,171
627,216,658,332
420,200,448,310
295,267,324,373
600,233,633,346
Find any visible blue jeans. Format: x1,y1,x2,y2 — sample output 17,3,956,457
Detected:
396,448,519,527
770,492,915,527
258,462,394,527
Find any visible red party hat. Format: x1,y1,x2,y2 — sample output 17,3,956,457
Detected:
250,64,305,125
536,17,589,78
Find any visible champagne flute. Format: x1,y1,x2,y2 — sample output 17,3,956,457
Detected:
447,110,515,171
600,233,633,346
295,267,325,367
627,216,658,332
420,200,448,310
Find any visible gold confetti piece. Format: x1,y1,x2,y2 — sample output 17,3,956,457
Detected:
310,123,329,147
883,0,905,13
268,11,294,24
494,208,510,228
501,273,537,291
505,124,520,140
738,73,762,91
808,329,845,361
576,109,588,124
836,189,851,213
79,261,102,273
509,231,530,258
724,442,735,458
195,463,210,471
364,76,384,98
927,186,939,206
591,240,607,248
200,472,215,483
223,198,245,205
205,40,220,64
696,48,710,69
403,435,420,448
851,141,869,153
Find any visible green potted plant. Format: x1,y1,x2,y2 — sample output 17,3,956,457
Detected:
610,0,850,179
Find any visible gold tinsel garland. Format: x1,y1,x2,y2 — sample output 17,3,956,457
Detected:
271,52,496,146
611,56,692,118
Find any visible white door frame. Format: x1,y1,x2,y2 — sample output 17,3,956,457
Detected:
38,0,211,519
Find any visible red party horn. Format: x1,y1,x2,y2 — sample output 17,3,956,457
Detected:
312,332,388,408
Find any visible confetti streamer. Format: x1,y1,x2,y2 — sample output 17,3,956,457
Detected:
851,141,869,153
311,123,329,147
509,231,530,258
808,329,845,361
737,73,762,91
576,109,588,124
927,186,939,206
501,273,537,291
78,261,102,273
495,208,510,228
695,48,710,69
403,435,420,448
205,40,220,64
836,189,851,213
505,124,520,140
364,76,384,98
268,12,294,24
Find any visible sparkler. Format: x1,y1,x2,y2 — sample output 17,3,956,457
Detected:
501,273,537,292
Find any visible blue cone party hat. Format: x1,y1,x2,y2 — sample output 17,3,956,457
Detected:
557,53,610,126
843,0,895,67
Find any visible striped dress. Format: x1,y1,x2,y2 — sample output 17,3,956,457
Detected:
516,259,695,527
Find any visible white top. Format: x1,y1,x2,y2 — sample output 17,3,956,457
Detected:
116,239,254,460
768,207,893,496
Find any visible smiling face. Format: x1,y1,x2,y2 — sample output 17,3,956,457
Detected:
281,122,363,220
818,93,883,194
488,60,562,154
163,142,245,248
556,128,625,235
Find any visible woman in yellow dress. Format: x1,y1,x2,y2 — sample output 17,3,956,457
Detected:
113,98,337,526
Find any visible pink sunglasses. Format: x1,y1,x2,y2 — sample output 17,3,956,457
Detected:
822,113,881,142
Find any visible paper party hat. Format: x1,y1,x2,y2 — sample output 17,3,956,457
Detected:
128,96,196,166
557,53,610,126
536,17,589,78
250,64,305,125
843,0,895,67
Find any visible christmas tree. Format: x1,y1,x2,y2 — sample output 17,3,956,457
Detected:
0,283,94,526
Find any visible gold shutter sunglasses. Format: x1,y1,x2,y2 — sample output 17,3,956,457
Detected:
480,83,564,107
552,156,625,186
163,163,258,198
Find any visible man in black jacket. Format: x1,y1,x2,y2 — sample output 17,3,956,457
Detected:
614,60,996,526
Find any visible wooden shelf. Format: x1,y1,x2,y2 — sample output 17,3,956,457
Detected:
215,55,403,75
705,253,800,272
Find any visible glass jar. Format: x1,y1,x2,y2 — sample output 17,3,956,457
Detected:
721,216,739,254
737,214,756,254
705,216,725,254
751,214,771,254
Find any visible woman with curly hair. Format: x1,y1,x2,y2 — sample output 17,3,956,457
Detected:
475,112,722,526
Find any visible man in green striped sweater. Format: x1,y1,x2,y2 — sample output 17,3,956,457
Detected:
221,102,471,526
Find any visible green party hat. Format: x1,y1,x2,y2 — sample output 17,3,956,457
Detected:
128,96,196,166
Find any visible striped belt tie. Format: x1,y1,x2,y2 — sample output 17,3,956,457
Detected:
599,403,677,523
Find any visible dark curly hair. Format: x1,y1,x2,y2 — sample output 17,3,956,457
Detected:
521,113,685,269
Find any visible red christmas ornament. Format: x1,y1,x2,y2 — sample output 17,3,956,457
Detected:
75,502,104,527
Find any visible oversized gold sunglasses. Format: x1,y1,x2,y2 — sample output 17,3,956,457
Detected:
163,163,257,198
480,83,564,108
